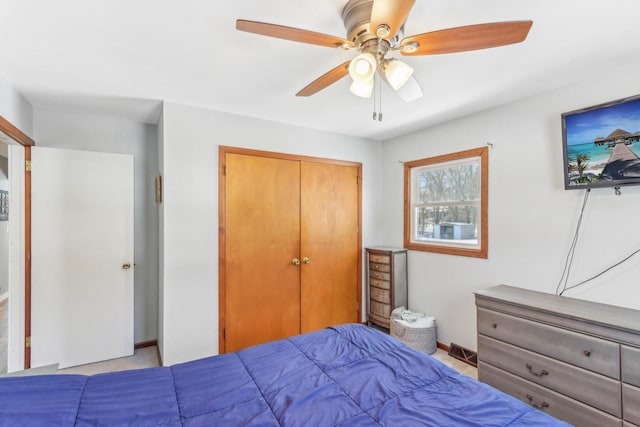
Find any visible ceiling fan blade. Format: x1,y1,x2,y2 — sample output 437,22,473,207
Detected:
370,0,416,40
401,21,533,56
236,20,353,49
296,61,351,97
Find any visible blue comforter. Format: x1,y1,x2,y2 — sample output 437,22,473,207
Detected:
0,324,569,426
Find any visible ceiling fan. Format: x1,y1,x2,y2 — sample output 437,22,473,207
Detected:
236,0,532,104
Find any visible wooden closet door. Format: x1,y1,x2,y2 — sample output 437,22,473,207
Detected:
224,153,301,352
300,161,359,333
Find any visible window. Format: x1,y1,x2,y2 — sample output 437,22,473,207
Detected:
404,147,488,258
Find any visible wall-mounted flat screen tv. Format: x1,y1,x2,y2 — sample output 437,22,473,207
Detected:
562,94,640,190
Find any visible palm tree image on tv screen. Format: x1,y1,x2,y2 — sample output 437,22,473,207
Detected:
563,95,640,189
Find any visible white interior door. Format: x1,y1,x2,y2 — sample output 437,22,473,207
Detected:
31,147,134,369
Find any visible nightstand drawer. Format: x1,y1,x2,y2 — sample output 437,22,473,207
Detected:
369,300,391,319
478,308,620,379
370,286,390,304
480,362,622,427
478,334,621,416
369,262,390,273
369,254,390,264
622,346,640,387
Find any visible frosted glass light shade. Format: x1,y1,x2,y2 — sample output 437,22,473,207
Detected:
383,59,414,90
348,53,376,82
349,78,374,98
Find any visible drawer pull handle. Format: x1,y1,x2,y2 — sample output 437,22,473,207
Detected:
583,350,591,357
526,394,549,410
526,363,549,377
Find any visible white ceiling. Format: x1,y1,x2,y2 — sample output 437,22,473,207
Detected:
2,0,640,141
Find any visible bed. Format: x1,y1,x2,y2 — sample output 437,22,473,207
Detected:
0,324,569,426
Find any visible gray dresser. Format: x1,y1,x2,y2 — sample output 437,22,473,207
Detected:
475,285,640,427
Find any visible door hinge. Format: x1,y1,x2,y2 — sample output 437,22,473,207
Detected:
223,165,226,176
223,328,226,339
25,336,31,348
25,160,32,172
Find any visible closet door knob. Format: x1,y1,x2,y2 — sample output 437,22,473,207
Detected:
303,257,311,264
292,258,301,266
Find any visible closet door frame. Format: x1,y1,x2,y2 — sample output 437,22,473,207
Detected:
218,146,362,353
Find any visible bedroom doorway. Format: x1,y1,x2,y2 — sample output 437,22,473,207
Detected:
0,117,31,373
219,147,362,353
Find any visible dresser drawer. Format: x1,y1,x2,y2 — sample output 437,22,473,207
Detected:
478,334,621,416
622,346,640,387
479,362,622,427
370,278,390,290
370,286,390,304
369,300,391,319
369,262,390,273
478,308,620,379
369,254,390,264
624,383,640,425
369,270,390,281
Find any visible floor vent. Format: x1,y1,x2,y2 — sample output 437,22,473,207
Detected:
448,343,478,367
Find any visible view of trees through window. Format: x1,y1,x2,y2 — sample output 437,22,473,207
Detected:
404,146,488,258
414,161,480,241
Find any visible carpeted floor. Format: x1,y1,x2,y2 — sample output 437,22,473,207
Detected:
56,343,477,379
57,346,160,375
12,321,476,378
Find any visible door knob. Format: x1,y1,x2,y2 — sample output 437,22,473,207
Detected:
303,257,311,264
122,263,132,270
292,258,301,266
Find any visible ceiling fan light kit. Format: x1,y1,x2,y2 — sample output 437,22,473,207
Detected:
349,53,377,82
350,78,375,98
381,58,413,91
237,0,532,115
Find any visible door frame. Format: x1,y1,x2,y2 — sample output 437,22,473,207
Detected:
218,146,362,353
0,116,35,369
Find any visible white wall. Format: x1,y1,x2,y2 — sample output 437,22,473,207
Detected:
382,61,640,351
0,74,33,138
33,107,159,343
159,102,384,366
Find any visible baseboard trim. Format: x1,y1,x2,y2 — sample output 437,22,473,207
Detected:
134,339,157,350
437,341,450,352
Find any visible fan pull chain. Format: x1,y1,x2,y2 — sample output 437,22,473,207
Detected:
372,73,382,121
378,76,383,121
372,76,377,121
